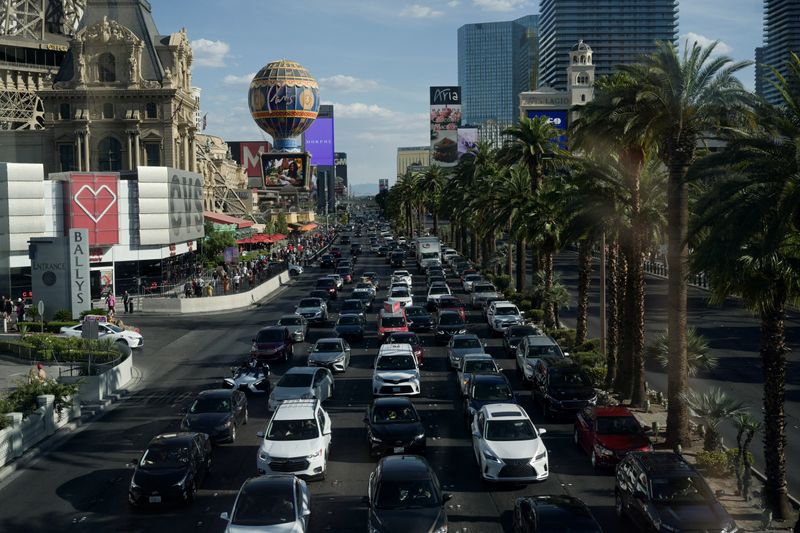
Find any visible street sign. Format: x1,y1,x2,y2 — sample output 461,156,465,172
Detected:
37,300,44,317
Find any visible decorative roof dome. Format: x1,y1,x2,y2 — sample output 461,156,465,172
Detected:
571,39,592,52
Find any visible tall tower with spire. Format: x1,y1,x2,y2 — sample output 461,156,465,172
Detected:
567,40,594,107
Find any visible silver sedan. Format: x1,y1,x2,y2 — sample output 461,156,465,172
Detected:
277,314,308,342
308,337,351,373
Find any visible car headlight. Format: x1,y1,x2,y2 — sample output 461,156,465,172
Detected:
457,329,467,334
483,450,502,463
173,475,188,488
534,451,547,461
333,354,345,362
375,375,385,382
215,420,232,431
259,451,270,461
369,433,383,443
433,524,448,533
306,449,323,459
414,432,425,440
594,443,613,456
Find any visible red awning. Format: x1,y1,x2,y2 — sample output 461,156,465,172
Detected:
204,211,254,229
236,233,286,245
298,222,318,232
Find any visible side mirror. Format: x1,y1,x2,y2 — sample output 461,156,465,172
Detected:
497,366,503,371
220,512,229,521
538,428,547,436
443,493,453,503
256,431,265,438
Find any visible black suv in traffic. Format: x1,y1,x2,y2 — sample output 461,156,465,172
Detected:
615,452,738,533
532,359,596,420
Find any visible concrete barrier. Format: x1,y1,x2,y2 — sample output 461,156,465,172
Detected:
59,352,134,404
141,271,291,314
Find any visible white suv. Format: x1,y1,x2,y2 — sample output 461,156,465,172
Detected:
257,399,332,480
471,403,548,483
372,344,421,396
486,301,524,335
391,270,413,287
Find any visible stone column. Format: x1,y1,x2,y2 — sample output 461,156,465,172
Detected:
189,135,196,172
4,412,23,459
182,133,190,170
133,132,141,167
83,131,90,171
127,131,134,169
76,134,83,171
37,394,55,436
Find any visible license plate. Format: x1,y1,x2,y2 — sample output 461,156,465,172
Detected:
393,447,404,453
148,496,162,504
392,387,401,392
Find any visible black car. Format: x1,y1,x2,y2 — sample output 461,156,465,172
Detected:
351,289,374,311
390,251,405,268
366,455,451,533
404,306,434,332
129,432,212,507
503,324,541,356
513,495,603,533
532,360,596,420
377,246,388,257
340,298,366,318
315,277,338,299
335,313,366,341
320,254,336,268
434,310,467,344
616,452,737,533
180,389,248,444
351,243,363,256
364,397,426,456
310,289,334,302
340,235,351,245
464,373,517,428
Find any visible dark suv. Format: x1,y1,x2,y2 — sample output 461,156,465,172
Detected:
532,359,596,420
615,452,738,533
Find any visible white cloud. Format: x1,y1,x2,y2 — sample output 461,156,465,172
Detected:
323,101,396,119
400,4,443,17
448,0,460,6
222,72,256,85
191,38,231,68
319,74,380,93
472,0,528,11
680,32,733,55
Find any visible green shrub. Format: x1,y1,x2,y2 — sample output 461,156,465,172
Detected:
572,351,605,369
493,275,512,292
5,378,80,417
16,321,79,334
517,299,532,313
527,309,545,323
725,448,755,471
696,450,730,477
80,308,107,318
508,292,523,305
52,309,74,322
584,366,607,388
578,338,603,352
547,327,577,350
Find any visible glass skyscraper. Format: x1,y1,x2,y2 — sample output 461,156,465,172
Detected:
458,15,539,126
756,0,800,106
538,0,678,92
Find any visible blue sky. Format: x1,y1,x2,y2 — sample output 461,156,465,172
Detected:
153,0,763,194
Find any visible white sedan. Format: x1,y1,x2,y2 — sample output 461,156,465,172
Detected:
387,286,413,308
471,403,548,483
60,322,143,348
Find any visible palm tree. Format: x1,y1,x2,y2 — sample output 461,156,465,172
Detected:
690,54,800,519
421,166,449,236
645,327,718,376
502,116,567,192
732,413,762,499
683,387,746,452
611,40,752,445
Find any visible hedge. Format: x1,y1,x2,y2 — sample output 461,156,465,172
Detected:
17,321,79,334
0,334,121,364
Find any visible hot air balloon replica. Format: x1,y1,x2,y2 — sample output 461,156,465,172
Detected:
248,59,320,190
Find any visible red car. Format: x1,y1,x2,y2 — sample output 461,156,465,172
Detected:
573,406,652,468
384,331,424,367
436,295,466,321
377,309,408,340
459,268,477,282
330,247,342,258
315,277,338,299
250,326,293,362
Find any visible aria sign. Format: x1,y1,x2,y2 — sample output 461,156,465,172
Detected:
68,174,119,246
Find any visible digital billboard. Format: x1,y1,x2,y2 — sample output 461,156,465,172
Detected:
526,110,568,130
67,173,119,246
430,86,461,167
261,152,311,190
304,117,335,166
457,128,478,156
137,167,205,246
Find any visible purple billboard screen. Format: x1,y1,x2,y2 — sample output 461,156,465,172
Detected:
304,117,335,166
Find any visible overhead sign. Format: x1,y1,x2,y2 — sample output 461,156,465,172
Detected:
137,167,205,246
67,173,119,246
69,229,91,319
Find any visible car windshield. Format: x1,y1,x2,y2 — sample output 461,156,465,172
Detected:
509,326,538,337
266,418,320,441
381,316,406,327
315,280,334,288
466,275,481,281
391,288,409,297
494,307,518,316
139,443,190,469
278,317,302,326
377,355,415,370
189,397,231,414
526,344,564,358
453,338,481,349
464,360,497,373
372,404,418,424
338,316,361,326
472,381,513,401
389,334,417,344
429,286,448,294
651,476,711,504
276,373,313,388
404,308,426,317
337,268,350,275
375,479,439,509
105,324,124,333
439,314,464,326
315,341,342,352
342,302,363,311
356,283,372,290
596,416,641,435
485,419,537,441
440,299,462,308
256,329,284,343
299,299,321,308
550,369,592,387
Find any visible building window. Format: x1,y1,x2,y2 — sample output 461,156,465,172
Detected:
144,142,161,166
581,94,586,102
102,103,114,119
58,144,76,171
98,53,116,82
145,102,158,119
59,103,71,120
97,137,122,171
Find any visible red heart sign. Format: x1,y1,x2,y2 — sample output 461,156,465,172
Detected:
74,184,117,223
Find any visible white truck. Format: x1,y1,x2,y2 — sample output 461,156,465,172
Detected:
415,237,441,270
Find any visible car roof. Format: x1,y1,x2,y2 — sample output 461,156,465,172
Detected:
284,367,319,375
528,495,593,519
197,389,235,399
379,343,414,355
452,333,480,341
258,325,286,332
524,335,559,345
316,337,343,344
472,373,509,385
242,474,296,493
439,310,461,317
378,455,433,481
404,305,428,312
372,396,414,408
342,299,363,305
490,300,514,307
299,297,323,304
483,403,526,418
462,353,493,362
593,406,635,418
279,314,303,319
630,452,695,475
273,399,318,419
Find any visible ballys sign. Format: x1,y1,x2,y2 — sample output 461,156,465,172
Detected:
67,173,119,246
168,169,204,243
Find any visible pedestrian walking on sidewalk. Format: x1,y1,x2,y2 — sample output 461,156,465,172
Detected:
28,363,47,383
106,292,116,317
15,298,24,323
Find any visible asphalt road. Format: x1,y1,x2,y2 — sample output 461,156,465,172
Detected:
555,251,800,499
0,247,623,533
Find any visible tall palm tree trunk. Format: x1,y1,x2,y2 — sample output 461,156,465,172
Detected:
406,204,414,237
575,239,592,345
515,238,526,291
605,240,619,389
469,230,478,262
614,250,629,396
543,251,555,328
506,223,514,277
432,213,439,236
460,226,468,255
666,158,691,447
760,295,791,519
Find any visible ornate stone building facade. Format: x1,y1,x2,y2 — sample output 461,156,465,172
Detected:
195,133,251,215
37,0,198,175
